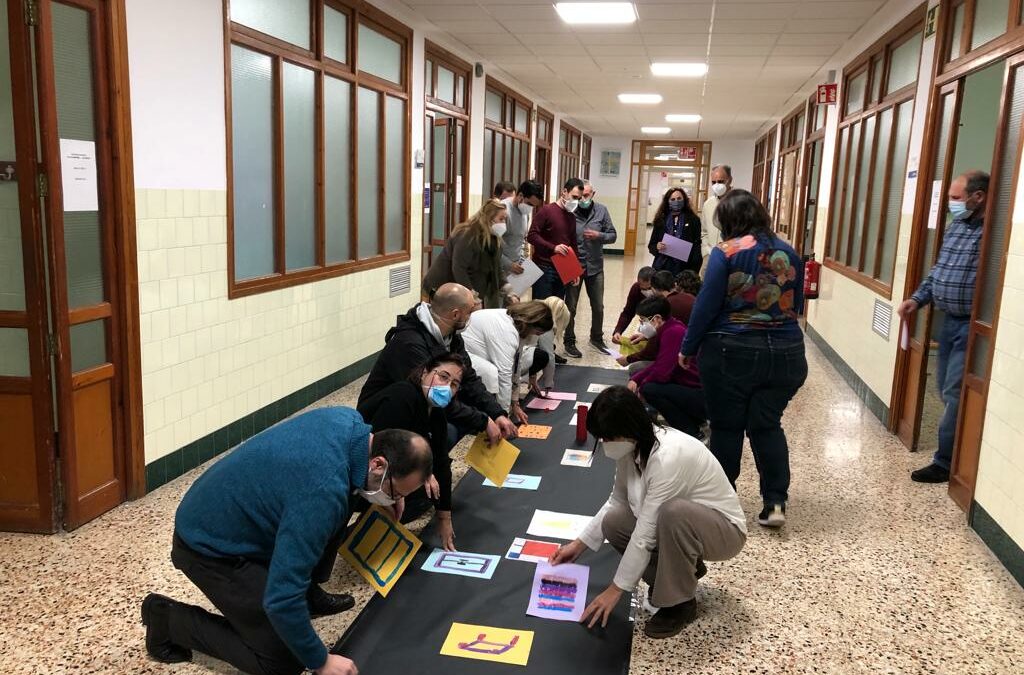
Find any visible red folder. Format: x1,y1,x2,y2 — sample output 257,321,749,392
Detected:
551,248,584,283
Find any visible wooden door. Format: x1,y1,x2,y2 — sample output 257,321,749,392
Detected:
422,116,452,271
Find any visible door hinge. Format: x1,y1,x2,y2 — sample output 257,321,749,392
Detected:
24,0,39,26
37,172,48,198
46,333,58,356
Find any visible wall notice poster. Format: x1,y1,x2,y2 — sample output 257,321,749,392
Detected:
599,150,621,177
678,146,697,160
927,179,943,230
59,139,98,212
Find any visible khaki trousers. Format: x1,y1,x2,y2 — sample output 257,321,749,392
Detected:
602,498,746,607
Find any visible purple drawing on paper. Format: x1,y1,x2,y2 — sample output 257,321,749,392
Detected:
526,562,589,622
458,633,520,655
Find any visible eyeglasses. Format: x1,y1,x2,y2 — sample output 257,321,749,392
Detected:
432,368,462,391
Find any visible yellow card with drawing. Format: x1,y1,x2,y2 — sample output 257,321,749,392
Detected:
338,506,421,597
440,622,535,666
466,434,520,487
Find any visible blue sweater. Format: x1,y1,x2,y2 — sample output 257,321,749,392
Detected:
175,407,370,670
681,234,804,356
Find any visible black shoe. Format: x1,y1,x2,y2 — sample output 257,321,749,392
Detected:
308,585,355,618
141,593,193,664
589,338,611,355
757,504,786,528
696,558,707,580
643,598,697,638
911,463,950,483
554,354,567,365
564,343,583,358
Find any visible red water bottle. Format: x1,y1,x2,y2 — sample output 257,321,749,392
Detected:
576,404,589,445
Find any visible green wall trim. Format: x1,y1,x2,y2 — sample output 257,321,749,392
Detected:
805,323,890,425
144,351,380,493
970,501,1024,589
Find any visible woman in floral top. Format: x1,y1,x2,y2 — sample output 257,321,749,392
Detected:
679,190,807,529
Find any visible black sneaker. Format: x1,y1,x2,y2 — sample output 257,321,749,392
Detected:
643,598,697,638
308,585,355,618
757,504,786,528
589,338,611,355
141,593,193,664
564,343,583,358
554,353,567,365
911,463,950,483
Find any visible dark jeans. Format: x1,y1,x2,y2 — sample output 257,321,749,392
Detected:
532,263,565,301
564,271,606,344
934,314,970,470
167,534,337,675
641,382,707,438
698,332,808,506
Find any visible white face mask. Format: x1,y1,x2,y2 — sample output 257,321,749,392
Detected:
640,288,655,298
638,320,658,339
491,221,508,237
711,183,727,198
518,202,533,216
563,197,579,213
356,462,396,506
602,440,636,460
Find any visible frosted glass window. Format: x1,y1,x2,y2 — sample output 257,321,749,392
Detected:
437,66,455,104
485,89,502,122
863,108,893,276
70,319,106,372
845,72,867,115
870,58,883,103
887,33,922,94
0,2,25,312
357,87,380,258
425,60,434,97
456,75,465,107
483,129,493,195
358,24,401,84
231,0,310,49
839,122,860,262
850,115,876,266
949,3,966,61
385,97,406,254
971,0,1010,50
231,46,275,280
0,327,29,377
324,6,348,62
880,102,913,285
283,63,316,271
325,76,352,264
828,126,849,258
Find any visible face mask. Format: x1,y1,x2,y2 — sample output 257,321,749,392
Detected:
491,221,507,237
668,200,684,212
563,197,579,213
602,440,636,460
640,288,655,298
579,198,593,209
357,463,396,506
638,321,658,339
948,200,969,219
518,202,533,215
426,384,453,407
711,183,727,198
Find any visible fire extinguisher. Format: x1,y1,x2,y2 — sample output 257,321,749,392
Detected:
803,253,820,300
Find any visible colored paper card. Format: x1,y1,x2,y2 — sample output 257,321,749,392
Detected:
440,622,535,666
660,233,694,262
421,548,501,580
561,449,594,467
551,248,584,283
517,424,552,439
527,510,593,541
506,537,562,563
483,474,542,490
525,397,561,411
587,383,611,393
508,258,544,297
466,434,520,487
527,562,589,622
544,391,577,401
338,506,421,597
617,338,646,356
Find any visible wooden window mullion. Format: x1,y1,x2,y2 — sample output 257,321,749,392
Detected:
377,93,385,256
315,72,325,267
273,56,286,275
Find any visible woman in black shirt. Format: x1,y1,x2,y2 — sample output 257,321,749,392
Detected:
648,187,703,275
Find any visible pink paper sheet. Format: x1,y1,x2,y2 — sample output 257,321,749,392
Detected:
525,397,561,411
661,233,694,262
544,391,577,401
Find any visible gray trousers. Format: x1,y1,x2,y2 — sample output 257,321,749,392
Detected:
627,360,652,375
602,498,746,607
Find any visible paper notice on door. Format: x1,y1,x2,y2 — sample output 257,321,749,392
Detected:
926,179,943,230
59,139,98,212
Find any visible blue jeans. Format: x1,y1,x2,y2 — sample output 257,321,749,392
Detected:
532,264,565,301
933,315,970,470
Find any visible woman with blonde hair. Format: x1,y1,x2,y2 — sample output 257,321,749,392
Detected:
535,296,570,389
422,198,511,308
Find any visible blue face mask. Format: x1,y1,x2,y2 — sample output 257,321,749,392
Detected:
427,385,453,407
948,200,969,219
668,200,684,212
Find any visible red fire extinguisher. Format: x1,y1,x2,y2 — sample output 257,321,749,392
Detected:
804,254,820,300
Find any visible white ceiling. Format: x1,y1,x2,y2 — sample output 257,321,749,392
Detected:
400,0,887,138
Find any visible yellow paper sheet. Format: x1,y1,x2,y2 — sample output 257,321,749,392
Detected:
617,337,647,356
338,506,421,597
466,434,520,487
440,622,535,666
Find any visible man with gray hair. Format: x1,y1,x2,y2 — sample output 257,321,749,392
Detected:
565,179,617,355
700,165,732,276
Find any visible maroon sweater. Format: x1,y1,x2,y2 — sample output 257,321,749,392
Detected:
527,202,579,268
625,292,696,364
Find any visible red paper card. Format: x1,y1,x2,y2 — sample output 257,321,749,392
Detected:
521,540,560,558
551,249,584,283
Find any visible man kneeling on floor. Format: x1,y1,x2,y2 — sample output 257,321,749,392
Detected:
549,386,745,638
142,407,432,675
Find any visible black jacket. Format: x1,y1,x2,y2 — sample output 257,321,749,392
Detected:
357,305,506,433
648,211,703,274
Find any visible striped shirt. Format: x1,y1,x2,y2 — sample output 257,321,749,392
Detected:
911,214,983,317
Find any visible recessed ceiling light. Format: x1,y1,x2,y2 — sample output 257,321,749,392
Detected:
641,126,671,134
618,93,663,104
555,2,637,25
665,114,702,123
651,62,708,77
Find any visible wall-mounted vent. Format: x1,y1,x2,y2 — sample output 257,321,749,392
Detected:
389,265,411,298
872,299,892,340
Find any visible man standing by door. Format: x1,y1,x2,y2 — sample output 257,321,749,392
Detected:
564,180,617,356
898,170,988,484
527,178,584,305
699,165,732,278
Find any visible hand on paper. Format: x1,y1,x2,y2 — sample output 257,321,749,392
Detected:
628,333,644,345
511,403,530,426
424,474,440,500
554,244,571,256
611,333,621,344
317,654,358,675
485,418,502,446
528,376,546,398
581,585,623,629
511,262,525,274
570,277,581,286
496,415,518,440
626,380,638,394
616,355,628,367
656,242,667,252
897,298,919,319
549,539,586,566
436,511,457,552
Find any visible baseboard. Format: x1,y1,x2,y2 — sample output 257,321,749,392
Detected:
144,351,380,493
805,324,890,425
970,501,1024,589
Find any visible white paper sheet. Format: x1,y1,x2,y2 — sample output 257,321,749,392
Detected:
900,322,909,351
59,139,98,212
927,179,943,230
507,258,544,297
527,510,593,541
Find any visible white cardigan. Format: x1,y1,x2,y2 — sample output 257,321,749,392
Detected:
579,426,746,592
461,309,522,409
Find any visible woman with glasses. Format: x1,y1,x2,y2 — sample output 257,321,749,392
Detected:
358,353,466,551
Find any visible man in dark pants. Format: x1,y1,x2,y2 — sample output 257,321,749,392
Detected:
564,179,617,356
898,170,988,483
527,177,584,306
141,408,432,675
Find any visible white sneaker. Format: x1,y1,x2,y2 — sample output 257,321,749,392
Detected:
758,504,786,528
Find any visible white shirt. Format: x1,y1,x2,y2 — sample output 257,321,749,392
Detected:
579,426,746,592
460,309,522,409
700,195,722,256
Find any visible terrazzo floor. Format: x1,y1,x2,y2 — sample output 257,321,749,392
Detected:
1,252,1022,675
